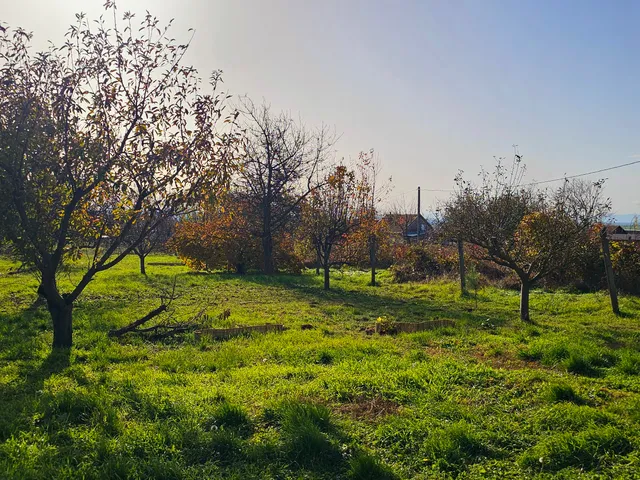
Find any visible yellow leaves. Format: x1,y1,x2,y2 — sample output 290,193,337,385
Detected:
134,123,148,135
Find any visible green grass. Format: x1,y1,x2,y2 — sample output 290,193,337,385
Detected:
1,254,640,478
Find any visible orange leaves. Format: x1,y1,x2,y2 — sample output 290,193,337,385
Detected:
170,194,260,272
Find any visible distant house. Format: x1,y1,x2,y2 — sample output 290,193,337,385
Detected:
605,225,628,236
383,213,433,243
605,224,640,241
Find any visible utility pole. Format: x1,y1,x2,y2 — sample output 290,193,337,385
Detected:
417,186,421,242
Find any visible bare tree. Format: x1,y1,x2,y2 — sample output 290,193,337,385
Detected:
237,98,335,274
355,150,392,286
129,215,175,275
440,151,610,322
0,6,238,348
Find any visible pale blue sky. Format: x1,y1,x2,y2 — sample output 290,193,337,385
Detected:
3,0,640,215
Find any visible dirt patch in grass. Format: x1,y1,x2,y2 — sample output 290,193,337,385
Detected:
335,396,400,421
603,339,626,350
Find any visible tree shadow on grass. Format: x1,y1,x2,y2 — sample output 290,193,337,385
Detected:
141,269,514,329
0,292,73,440
0,297,50,358
234,273,513,328
0,341,70,441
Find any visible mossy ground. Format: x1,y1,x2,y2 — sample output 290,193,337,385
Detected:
1,255,640,479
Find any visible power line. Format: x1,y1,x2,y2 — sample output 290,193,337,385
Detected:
385,158,640,201
525,159,640,186
386,186,452,202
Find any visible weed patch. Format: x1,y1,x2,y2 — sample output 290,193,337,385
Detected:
347,453,397,480
544,383,584,404
520,427,632,472
422,422,491,474
205,401,252,436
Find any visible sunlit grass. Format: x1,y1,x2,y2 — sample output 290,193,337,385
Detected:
1,254,640,478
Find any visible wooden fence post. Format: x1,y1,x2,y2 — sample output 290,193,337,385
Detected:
600,227,620,315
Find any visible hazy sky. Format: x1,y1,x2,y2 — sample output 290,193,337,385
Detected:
3,0,640,215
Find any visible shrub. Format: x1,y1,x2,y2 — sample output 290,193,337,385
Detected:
520,427,632,472
391,243,442,282
375,316,396,335
612,241,640,295
542,225,640,294
390,241,511,284
541,225,606,292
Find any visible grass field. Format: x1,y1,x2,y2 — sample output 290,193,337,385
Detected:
1,254,640,479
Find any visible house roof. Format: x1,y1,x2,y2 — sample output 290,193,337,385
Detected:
605,225,627,235
383,213,430,225
382,213,432,235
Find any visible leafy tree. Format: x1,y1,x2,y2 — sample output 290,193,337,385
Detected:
441,153,609,321
352,150,392,286
301,151,392,286
338,217,393,271
170,194,261,274
0,6,238,348
611,241,640,295
300,165,363,290
237,98,335,274
171,192,304,274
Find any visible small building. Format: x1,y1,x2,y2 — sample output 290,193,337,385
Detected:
606,225,640,242
383,213,433,243
605,225,628,236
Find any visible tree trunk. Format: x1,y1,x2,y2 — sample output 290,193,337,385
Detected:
322,244,334,290
316,251,321,275
139,254,147,275
262,233,274,275
457,238,466,294
323,263,330,290
50,301,73,349
369,235,377,286
520,278,531,322
262,199,275,275
39,276,73,349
